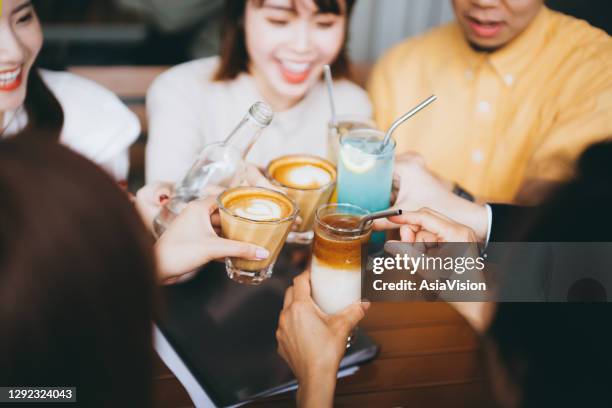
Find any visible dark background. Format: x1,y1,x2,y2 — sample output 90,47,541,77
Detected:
35,0,612,69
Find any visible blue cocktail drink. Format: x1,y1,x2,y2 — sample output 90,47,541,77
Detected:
337,129,395,242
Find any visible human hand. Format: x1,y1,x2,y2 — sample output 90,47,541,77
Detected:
378,209,492,332
154,197,270,284
135,182,173,233
276,271,369,407
388,154,490,243
391,152,454,212
374,208,479,243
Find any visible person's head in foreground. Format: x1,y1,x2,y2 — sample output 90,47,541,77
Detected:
276,140,612,407
215,0,356,110
0,0,63,137
0,134,272,405
0,136,156,406
452,0,544,51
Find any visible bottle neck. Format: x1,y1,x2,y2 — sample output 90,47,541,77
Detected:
223,114,267,158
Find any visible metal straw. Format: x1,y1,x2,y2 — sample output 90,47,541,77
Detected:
379,95,438,152
358,209,403,231
323,65,338,127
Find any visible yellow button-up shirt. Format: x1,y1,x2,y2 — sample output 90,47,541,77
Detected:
369,7,612,202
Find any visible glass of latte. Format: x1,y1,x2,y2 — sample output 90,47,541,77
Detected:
218,186,298,285
267,155,337,245
311,203,372,319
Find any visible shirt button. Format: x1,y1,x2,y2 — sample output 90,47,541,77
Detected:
472,149,485,163
504,74,514,86
477,101,491,114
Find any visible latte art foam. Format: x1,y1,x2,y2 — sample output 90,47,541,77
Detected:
270,156,336,190
232,198,283,221
287,165,332,188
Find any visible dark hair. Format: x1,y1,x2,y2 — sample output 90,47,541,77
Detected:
21,67,64,139
486,140,612,407
0,136,156,406
8,2,65,139
516,140,612,242
214,0,356,81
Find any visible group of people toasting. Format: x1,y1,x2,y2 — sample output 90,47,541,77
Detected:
1,0,611,406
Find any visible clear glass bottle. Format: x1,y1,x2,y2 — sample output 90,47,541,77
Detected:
153,101,274,237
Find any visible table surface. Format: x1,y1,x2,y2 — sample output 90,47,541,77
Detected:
153,300,493,407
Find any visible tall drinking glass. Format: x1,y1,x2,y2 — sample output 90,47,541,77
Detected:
337,129,395,243
311,203,372,346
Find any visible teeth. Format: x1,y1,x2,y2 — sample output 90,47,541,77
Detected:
280,60,311,74
0,68,21,84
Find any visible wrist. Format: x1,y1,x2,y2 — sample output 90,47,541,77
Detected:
297,368,337,408
437,193,489,243
457,199,489,243
154,239,179,283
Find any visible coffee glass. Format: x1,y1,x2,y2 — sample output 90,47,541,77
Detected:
218,186,298,285
327,115,377,165
311,203,372,318
267,155,337,245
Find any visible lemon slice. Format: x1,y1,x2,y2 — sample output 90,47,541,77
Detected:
340,144,375,173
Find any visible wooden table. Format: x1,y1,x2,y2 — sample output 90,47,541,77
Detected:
153,301,493,407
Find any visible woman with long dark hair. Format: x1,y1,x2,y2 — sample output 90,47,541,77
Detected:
146,0,371,183
0,133,275,404
0,136,155,406
0,0,140,181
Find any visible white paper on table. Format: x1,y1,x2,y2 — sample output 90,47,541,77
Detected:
154,325,216,408
154,325,359,408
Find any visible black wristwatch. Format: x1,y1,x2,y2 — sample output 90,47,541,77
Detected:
452,183,475,202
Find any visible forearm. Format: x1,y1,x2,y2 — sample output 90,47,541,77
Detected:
296,371,337,408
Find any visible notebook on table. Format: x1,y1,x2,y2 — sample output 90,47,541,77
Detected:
155,253,379,407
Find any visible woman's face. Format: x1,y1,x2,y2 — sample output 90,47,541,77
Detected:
245,0,347,110
0,0,43,113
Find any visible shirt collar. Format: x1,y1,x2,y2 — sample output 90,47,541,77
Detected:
488,6,551,86
455,6,552,87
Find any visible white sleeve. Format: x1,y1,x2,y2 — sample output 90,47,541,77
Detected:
145,69,204,184
484,204,493,248
99,150,130,183
41,70,140,182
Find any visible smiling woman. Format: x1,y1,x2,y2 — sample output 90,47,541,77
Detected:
0,0,61,134
0,0,140,182
216,0,354,98
145,0,372,184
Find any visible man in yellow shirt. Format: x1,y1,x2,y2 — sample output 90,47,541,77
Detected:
369,0,612,203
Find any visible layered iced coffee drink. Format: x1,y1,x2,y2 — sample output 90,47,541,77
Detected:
218,186,297,285
267,155,336,244
311,204,372,314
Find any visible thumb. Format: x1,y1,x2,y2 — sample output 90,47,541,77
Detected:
333,301,368,335
206,237,270,261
